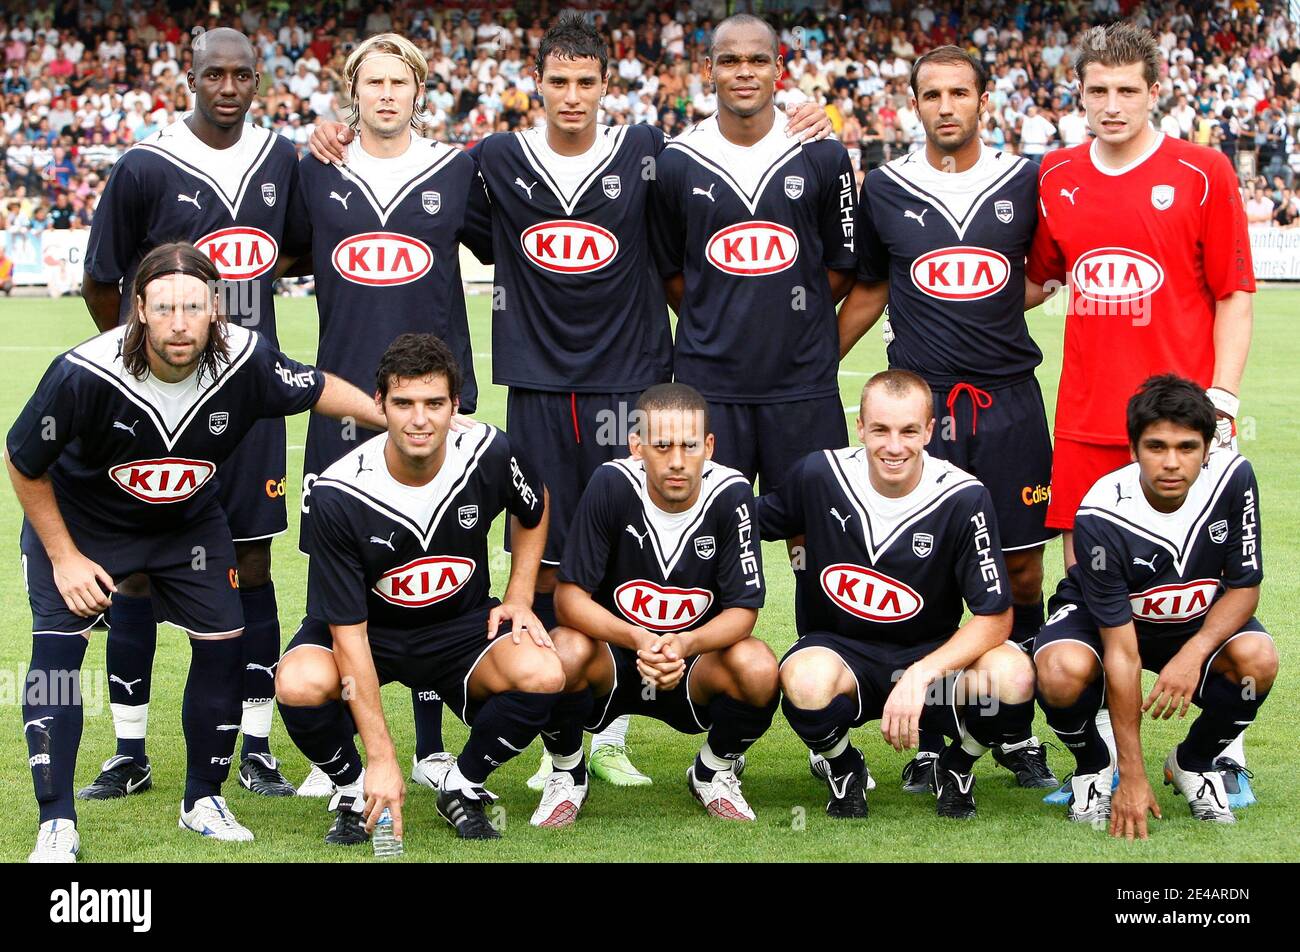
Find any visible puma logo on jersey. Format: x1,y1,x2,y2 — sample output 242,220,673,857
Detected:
692,183,716,202
370,532,396,550
829,507,852,531
177,189,202,209
1115,483,1131,505
625,524,648,548
113,420,139,436
515,177,537,199
1132,554,1158,573
245,662,277,676
903,208,928,227
356,456,372,477
109,675,142,696
1060,187,1080,205
330,190,352,210
23,716,53,733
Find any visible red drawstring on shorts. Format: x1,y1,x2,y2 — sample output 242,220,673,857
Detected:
570,392,581,444
945,382,993,436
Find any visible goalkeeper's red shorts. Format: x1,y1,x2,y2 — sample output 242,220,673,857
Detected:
1045,438,1133,531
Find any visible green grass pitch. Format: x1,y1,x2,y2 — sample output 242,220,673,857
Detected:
0,291,1295,862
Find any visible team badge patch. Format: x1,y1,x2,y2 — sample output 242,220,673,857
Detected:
995,199,1014,223
911,532,934,559
1208,519,1229,544
694,536,716,560
422,190,441,215
458,505,479,529
1151,185,1174,210
784,175,804,199
261,183,276,207
602,174,621,199
208,411,229,435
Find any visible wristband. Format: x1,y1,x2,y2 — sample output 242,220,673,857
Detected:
1207,387,1239,419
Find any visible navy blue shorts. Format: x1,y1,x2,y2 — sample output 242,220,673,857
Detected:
780,631,964,737
708,394,848,493
21,505,243,636
284,601,511,725
1032,596,1272,700
925,376,1056,552
586,643,710,736
505,388,646,565
216,416,288,543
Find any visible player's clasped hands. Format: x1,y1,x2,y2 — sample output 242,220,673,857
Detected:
363,757,406,838
880,664,935,752
487,599,553,649
51,550,116,617
636,630,687,692
1143,648,1204,720
1109,776,1162,841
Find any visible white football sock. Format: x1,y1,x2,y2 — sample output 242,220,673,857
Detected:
1221,731,1247,767
1095,707,1117,765
590,713,630,753
111,702,148,740
241,698,273,739
697,742,733,774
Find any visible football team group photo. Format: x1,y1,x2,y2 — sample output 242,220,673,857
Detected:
0,0,1295,867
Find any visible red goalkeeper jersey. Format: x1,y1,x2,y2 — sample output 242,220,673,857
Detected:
1026,133,1254,445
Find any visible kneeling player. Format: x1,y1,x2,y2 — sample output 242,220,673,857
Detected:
1035,376,1276,835
275,335,562,842
759,370,1035,819
530,384,777,826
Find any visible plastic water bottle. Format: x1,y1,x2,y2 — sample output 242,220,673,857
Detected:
372,808,404,858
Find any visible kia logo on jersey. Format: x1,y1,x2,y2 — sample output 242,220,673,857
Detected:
705,221,799,276
373,555,475,608
820,563,923,623
910,246,1010,301
1071,247,1165,303
332,233,434,286
195,227,278,280
614,580,715,632
109,458,217,503
520,220,619,274
1130,579,1218,623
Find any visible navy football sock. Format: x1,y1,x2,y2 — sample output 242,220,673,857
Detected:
699,694,776,779
1012,600,1045,649
278,699,363,788
825,743,865,779
782,694,856,754
238,583,279,759
411,688,445,760
458,691,556,786
1180,670,1270,772
106,592,156,763
182,636,243,812
939,739,981,776
541,688,593,769
25,634,89,824
917,729,944,756
1041,678,1109,774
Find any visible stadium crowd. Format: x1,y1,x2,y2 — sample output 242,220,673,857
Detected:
1,0,1299,255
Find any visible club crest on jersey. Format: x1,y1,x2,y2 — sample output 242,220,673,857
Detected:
458,505,479,529
374,556,475,608
1208,519,1229,544
109,458,216,504
422,190,441,215
706,221,799,276
1130,579,1217,623
784,175,804,199
820,563,923,623
910,246,1010,301
912,533,934,559
602,174,621,199
1070,247,1165,303
614,580,714,632
208,411,229,435
995,200,1014,223
195,227,278,280
1151,185,1174,210
521,220,619,274
694,536,716,560
261,182,276,207
332,233,433,286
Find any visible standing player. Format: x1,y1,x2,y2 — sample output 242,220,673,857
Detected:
282,33,490,796
529,384,777,826
307,14,832,789
274,334,560,842
838,47,1056,792
758,372,1036,820
79,28,302,799
9,243,384,862
1025,23,1256,799
1034,376,1275,835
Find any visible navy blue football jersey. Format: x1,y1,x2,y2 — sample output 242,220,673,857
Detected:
1056,451,1263,641
559,458,764,632
856,147,1041,387
83,117,299,344
5,324,324,532
469,125,672,392
649,110,857,403
305,425,544,642
756,449,1011,645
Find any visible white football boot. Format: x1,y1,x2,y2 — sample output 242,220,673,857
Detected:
410,751,457,792
179,795,255,841
1164,749,1235,823
29,819,80,863
687,763,755,821
530,770,589,828
1066,764,1114,825
296,764,336,798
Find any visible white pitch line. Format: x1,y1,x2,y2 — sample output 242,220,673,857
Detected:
837,370,869,377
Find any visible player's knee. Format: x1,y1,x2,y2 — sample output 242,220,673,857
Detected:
117,572,151,598
1035,647,1095,708
552,626,597,681
234,542,272,588
725,638,779,704
988,648,1036,704
1224,635,1279,692
507,644,567,695
780,653,842,710
275,651,337,706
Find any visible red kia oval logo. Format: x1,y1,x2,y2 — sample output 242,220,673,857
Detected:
614,579,714,632
521,220,618,274
109,458,217,503
705,221,798,275
1071,247,1164,303
1130,579,1217,623
332,232,433,286
373,556,475,608
910,246,1010,300
820,563,923,622
195,227,278,280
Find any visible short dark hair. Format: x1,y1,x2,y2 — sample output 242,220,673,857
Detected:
636,382,711,436
1075,22,1162,88
536,12,608,78
861,369,933,421
124,241,229,382
375,333,462,402
710,13,779,60
1126,374,1216,450
909,45,988,98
